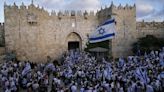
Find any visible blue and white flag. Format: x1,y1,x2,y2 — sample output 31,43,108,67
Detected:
44,63,56,72
134,67,149,84
89,18,116,43
22,63,31,76
118,58,125,68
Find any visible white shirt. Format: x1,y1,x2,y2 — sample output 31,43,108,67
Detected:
127,86,133,92
5,80,10,88
71,85,77,92
10,81,17,91
131,83,137,92
5,89,11,92
32,83,39,90
146,85,154,92
80,87,85,92
119,87,124,92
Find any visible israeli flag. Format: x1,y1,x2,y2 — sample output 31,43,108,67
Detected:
134,67,149,84
89,18,116,43
22,63,31,76
44,63,56,71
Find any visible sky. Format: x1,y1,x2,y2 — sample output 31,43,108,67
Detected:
136,0,164,22
0,0,163,22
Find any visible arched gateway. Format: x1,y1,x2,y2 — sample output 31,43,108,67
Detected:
66,32,82,50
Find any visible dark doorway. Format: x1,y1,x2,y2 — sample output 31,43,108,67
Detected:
68,41,79,50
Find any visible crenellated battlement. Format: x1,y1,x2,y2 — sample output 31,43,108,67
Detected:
136,20,164,39
4,2,97,19
50,10,96,17
96,2,136,24
0,23,4,27
98,2,135,13
4,2,49,15
0,22,4,33
4,1,135,20
137,20,164,29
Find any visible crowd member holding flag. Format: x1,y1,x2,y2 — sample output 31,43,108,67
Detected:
159,48,164,66
134,67,150,84
89,18,116,43
22,62,31,76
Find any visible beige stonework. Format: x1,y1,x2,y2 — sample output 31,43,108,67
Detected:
98,3,137,57
137,21,164,38
3,2,164,62
0,23,4,46
4,3,98,62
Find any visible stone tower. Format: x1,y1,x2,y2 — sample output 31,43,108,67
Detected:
97,2,136,57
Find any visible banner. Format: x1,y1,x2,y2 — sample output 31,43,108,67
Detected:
89,18,116,43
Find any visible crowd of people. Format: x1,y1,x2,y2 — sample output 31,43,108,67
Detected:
0,48,164,92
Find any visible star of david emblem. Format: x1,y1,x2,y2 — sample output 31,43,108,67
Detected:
98,28,105,35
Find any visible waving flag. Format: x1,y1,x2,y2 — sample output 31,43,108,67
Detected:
22,63,31,76
134,67,150,84
89,18,116,43
44,63,56,71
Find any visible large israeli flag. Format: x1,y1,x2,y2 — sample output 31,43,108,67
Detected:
89,18,116,43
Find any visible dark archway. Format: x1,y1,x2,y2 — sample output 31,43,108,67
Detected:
66,32,82,50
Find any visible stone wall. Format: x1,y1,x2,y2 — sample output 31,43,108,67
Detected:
97,3,136,57
137,21,164,38
0,23,4,47
112,4,136,57
4,3,98,62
